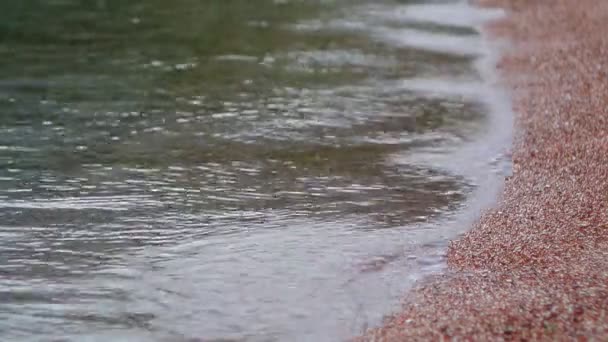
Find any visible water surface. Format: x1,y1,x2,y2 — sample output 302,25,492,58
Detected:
0,1,510,341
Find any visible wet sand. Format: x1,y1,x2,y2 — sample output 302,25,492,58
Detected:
363,0,608,340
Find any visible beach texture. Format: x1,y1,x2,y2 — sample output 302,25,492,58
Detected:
364,0,608,340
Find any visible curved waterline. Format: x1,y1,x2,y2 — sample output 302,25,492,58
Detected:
0,1,511,341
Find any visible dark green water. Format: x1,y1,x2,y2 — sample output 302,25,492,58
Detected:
0,1,509,341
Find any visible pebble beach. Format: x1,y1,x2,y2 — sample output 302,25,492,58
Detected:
364,0,608,340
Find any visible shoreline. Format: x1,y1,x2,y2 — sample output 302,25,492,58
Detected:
363,0,608,339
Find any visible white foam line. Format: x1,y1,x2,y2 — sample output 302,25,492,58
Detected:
373,27,483,56
393,78,487,99
390,4,514,236
374,3,505,29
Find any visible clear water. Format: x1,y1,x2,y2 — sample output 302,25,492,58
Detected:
0,1,510,341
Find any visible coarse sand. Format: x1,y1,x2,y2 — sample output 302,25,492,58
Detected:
362,0,608,340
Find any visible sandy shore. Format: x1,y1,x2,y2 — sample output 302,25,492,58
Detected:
363,0,608,340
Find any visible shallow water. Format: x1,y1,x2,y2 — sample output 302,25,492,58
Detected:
0,1,510,341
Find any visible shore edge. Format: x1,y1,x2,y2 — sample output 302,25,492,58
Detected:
361,0,608,339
